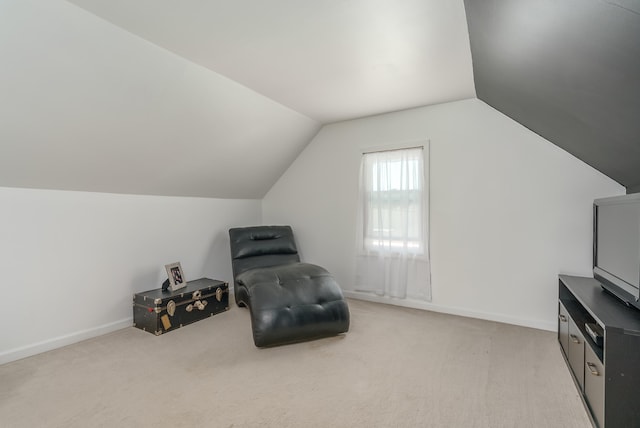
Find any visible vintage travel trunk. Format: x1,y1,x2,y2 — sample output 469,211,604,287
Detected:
133,278,229,335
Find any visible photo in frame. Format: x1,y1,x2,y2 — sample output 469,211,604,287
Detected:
165,262,186,291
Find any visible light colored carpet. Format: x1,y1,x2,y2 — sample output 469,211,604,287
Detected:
0,299,591,428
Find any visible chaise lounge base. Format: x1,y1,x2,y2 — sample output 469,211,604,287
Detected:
236,263,350,347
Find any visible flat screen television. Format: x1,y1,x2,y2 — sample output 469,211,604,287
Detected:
593,193,640,310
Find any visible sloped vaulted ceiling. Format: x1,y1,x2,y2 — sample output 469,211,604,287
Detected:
464,0,640,192
0,0,475,199
0,0,320,199
3,0,636,198
66,0,476,123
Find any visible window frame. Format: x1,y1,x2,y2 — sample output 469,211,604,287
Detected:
359,141,430,255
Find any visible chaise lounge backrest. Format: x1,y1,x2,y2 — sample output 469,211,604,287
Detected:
229,225,301,280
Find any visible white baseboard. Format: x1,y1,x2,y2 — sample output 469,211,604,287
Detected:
0,318,132,365
1,293,557,366
342,291,556,332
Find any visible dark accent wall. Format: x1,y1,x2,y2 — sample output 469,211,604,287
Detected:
464,0,640,192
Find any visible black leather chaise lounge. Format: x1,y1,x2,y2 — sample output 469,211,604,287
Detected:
229,225,350,347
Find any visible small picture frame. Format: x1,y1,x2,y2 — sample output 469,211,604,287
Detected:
165,262,186,291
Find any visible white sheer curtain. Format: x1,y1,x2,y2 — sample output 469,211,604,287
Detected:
354,146,431,301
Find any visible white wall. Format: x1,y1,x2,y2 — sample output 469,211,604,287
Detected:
0,187,260,364
263,98,625,331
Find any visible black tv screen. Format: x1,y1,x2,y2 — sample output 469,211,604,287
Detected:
593,193,640,310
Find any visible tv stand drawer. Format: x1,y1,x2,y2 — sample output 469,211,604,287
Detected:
567,317,585,390
584,344,604,428
558,302,569,358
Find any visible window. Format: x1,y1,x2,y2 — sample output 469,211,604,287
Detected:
361,147,425,254
354,144,430,301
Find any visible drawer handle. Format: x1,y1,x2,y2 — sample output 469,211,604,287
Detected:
586,362,600,376
558,314,567,322
569,334,580,344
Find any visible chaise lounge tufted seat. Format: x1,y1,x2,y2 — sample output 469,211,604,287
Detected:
229,225,350,347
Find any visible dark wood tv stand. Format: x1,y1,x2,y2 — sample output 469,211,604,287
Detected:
558,275,640,427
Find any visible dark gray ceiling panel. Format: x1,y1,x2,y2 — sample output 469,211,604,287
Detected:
464,0,640,191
